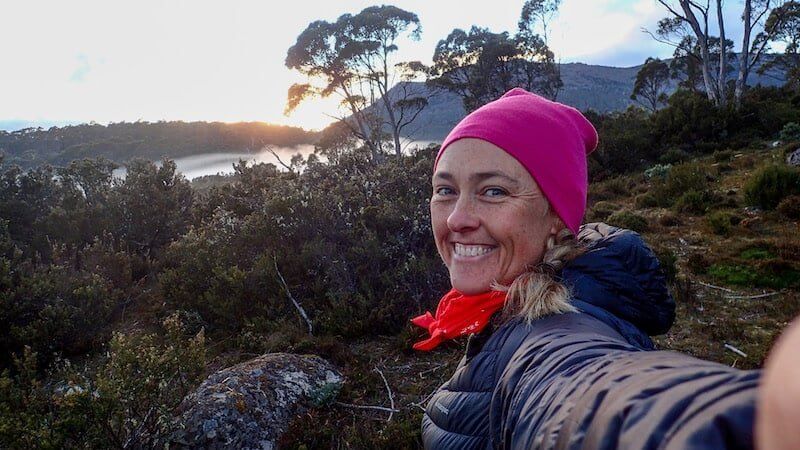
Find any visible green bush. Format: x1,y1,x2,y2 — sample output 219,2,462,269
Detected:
651,161,712,208
777,195,800,219
780,122,800,142
644,163,671,180
674,190,713,214
586,201,621,222
659,148,690,164
0,313,206,448
607,211,649,233
706,211,735,235
635,193,658,208
744,164,800,209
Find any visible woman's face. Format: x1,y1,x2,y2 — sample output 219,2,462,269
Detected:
430,138,561,295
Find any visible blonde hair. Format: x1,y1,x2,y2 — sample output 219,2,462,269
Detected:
491,208,587,324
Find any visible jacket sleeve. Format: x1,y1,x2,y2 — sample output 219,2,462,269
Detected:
489,314,760,450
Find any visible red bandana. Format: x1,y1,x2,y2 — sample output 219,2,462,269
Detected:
410,289,507,351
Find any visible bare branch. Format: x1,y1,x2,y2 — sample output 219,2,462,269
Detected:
274,256,313,335
374,366,396,421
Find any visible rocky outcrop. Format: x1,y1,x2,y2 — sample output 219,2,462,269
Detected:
788,147,800,167
165,353,343,449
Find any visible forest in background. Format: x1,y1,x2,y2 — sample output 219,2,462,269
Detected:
0,121,319,170
2,0,800,448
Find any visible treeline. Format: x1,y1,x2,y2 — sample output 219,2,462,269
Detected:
0,121,319,170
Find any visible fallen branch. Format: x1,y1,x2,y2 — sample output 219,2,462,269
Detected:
410,388,438,412
698,281,739,294
374,366,395,421
418,364,444,379
334,402,399,413
274,256,313,335
724,292,780,300
724,343,748,358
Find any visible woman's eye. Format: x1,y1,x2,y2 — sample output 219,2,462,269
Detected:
435,186,455,196
484,187,508,197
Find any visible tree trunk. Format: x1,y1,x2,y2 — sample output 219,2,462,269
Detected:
734,0,753,108
678,1,720,106
717,0,728,108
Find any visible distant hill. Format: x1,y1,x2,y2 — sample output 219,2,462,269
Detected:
0,121,319,169
394,59,786,141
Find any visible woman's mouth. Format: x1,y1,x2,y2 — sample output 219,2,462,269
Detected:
453,243,496,258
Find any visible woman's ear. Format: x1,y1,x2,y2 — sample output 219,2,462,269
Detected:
549,216,565,236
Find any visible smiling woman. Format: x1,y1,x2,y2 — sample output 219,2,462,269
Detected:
411,88,766,450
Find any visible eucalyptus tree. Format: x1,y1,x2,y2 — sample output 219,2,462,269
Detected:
285,6,428,160
759,1,800,89
429,25,561,113
631,57,672,113
652,0,781,108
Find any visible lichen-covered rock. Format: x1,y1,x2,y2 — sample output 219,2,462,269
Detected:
788,148,800,167
164,352,343,449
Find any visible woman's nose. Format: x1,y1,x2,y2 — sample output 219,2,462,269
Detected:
446,195,480,232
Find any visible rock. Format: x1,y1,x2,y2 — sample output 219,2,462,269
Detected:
787,148,800,167
164,353,343,449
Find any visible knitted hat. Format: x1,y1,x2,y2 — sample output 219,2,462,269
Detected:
435,88,599,235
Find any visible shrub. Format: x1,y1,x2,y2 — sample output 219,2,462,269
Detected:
706,211,735,235
658,212,681,227
0,314,206,448
777,195,800,220
674,190,713,214
586,201,620,222
659,148,690,164
607,211,649,232
644,163,671,180
744,164,800,209
651,161,712,208
635,193,658,208
589,177,629,202
653,246,677,282
779,122,800,142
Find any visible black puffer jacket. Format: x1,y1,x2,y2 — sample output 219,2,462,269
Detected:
421,223,760,449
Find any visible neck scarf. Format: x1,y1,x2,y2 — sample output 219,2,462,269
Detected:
410,289,507,351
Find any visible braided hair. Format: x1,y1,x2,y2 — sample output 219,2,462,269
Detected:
492,205,587,324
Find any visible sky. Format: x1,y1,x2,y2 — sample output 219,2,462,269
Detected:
0,0,760,131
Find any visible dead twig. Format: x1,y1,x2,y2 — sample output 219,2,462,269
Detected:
724,343,748,358
373,366,395,421
410,388,438,412
334,402,399,413
724,292,780,300
418,364,444,379
273,256,313,335
697,281,739,294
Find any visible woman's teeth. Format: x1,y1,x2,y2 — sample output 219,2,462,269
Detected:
454,243,494,257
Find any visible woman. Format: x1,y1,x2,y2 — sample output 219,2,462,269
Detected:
411,88,761,449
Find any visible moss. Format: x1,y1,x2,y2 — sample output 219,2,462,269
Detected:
708,262,800,289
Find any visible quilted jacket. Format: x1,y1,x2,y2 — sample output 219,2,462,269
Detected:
421,223,760,449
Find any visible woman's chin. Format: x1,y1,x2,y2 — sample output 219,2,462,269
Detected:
450,277,493,295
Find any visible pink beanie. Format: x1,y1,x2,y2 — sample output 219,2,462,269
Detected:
435,88,599,235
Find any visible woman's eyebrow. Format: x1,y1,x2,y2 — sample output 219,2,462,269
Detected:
433,171,519,185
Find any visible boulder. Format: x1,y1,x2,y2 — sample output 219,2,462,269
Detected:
788,148,800,167
165,353,343,449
